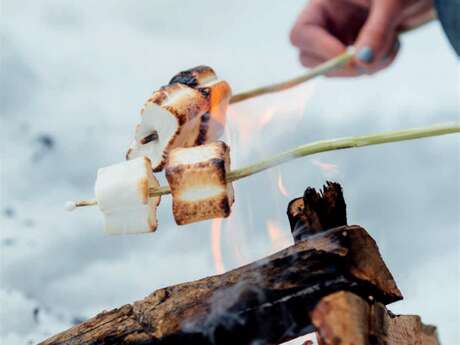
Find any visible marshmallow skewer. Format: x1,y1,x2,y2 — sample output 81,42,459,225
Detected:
124,15,435,172
67,121,460,209
229,49,354,104
229,14,436,105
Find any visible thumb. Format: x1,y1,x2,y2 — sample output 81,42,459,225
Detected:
354,0,401,66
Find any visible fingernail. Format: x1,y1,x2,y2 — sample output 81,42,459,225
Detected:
382,41,400,61
356,47,374,64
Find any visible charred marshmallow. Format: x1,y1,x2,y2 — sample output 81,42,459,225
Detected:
169,66,232,144
126,83,209,172
165,141,234,225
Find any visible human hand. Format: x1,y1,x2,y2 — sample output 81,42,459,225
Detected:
290,0,433,76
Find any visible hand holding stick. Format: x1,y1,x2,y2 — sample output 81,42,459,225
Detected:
230,14,435,104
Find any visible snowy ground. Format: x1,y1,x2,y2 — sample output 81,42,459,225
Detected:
1,1,459,344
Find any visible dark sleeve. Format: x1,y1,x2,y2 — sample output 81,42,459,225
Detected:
434,0,460,55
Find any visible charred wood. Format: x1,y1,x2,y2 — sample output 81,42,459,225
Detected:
40,226,401,345
288,181,347,242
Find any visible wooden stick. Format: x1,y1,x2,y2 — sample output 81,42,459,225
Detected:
229,14,436,104
229,49,355,104
66,122,460,209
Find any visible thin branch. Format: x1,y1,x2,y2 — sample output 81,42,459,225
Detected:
229,15,435,105
68,122,459,207
229,49,355,104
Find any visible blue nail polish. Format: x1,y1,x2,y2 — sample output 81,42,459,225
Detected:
356,47,374,63
383,41,400,60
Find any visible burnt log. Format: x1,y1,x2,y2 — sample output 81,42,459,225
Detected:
288,181,347,242
311,291,440,345
40,225,401,345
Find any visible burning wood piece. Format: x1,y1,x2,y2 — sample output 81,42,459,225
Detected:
165,141,234,225
39,225,402,345
311,291,440,345
126,83,209,171
288,181,347,242
169,66,232,144
94,157,161,234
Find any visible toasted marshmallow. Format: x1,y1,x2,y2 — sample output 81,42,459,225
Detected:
165,141,234,225
126,83,209,172
95,157,161,234
169,66,232,144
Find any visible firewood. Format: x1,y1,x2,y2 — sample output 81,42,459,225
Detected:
39,226,401,345
311,291,440,345
288,181,347,242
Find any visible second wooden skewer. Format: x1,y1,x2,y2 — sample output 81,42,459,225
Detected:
67,121,460,209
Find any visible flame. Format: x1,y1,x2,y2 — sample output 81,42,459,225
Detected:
277,174,289,197
266,220,291,251
211,218,225,274
224,205,249,267
225,82,316,150
311,159,339,178
218,82,316,270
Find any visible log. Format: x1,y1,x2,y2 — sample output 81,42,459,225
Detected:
288,181,347,242
40,225,401,345
311,291,440,345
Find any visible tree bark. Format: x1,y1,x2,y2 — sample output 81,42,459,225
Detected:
39,225,401,345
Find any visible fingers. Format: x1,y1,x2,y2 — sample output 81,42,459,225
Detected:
299,39,401,77
290,0,403,77
290,0,347,60
359,39,401,75
354,0,401,67
291,25,346,60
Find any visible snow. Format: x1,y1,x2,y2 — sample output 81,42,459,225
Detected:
1,1,459,344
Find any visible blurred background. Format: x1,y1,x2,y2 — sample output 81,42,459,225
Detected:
1,1,459,344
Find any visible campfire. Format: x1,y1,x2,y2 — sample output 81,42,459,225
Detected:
44,15,458,344
41,182,440,345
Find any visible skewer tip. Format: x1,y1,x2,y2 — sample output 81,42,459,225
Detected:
65,201,77,212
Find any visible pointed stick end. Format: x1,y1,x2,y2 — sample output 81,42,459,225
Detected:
65,201,77,212
65,199,97,211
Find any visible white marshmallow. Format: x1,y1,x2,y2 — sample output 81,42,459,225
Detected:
95,157,160,234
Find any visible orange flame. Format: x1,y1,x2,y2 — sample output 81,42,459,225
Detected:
219,83,316,270
311,159,339,178
211,218,225,274
266,220,291,251
277,174,289,197
225,83,315,149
